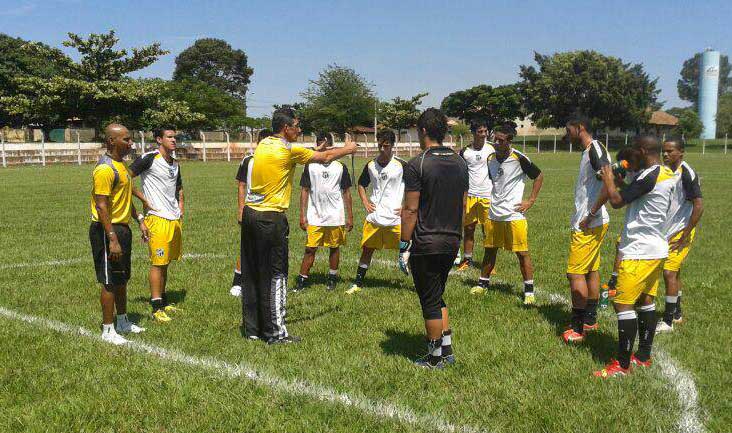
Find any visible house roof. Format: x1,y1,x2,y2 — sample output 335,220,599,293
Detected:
648,110,678,126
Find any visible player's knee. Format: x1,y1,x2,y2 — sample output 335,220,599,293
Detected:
422,303,443,321
304,247,317,255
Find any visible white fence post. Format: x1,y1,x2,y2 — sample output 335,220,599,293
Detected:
200,131,207,162
702,139,706,155
553,135,557,153
41,134,46,167
625,133,629,146
139,131,145,153
605,132,609,148
1,131,5,168
459,134,464,148
724,134,728,154
537,135,541,153
448,134,454,148
245,130,253,154
406,130,413,157
224,131,231,162
75,130,81,165
522,135,526,153
362,133,368,158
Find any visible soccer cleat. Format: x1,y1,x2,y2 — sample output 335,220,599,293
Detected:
116,320,145,334
562,328,585,344
326,276,337,291
101,329,128,346
414,354,445,370
442,354,456,365
453,254,462,266
655,321,674,334
164,303,181,313
152,309,172,323
345,284,362,295
470,285,487,295
456,259,472,271
673,311,683,324
630,354,652,368
523,293,536,305
593,359,631,378
230,285,242,297
292,275,307,293
267,335,301,345
583,322,599,332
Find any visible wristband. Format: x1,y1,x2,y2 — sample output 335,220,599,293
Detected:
399,240,412,252
136,213,145,223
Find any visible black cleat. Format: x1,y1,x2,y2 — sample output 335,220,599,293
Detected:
327,275,337,291
292,275,307,293
414,354,445,369
267,335,302,345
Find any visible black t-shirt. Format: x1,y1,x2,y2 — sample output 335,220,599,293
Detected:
403,146,469,256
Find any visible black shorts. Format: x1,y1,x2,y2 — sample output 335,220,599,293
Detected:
89,222,132,285
408,253,454,320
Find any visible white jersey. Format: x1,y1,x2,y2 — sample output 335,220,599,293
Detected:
129,150,182,221
618,165,676,260
571,140,611,230
665,161,702,239
358,157,406,227
460,143,495,198
487,149,541,222
236,155,254,196
300,161,351,227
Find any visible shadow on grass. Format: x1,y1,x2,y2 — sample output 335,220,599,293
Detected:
132,289,187,305
127,312,145,324
380,328,424,360
288,305,342,325
533,301,616,363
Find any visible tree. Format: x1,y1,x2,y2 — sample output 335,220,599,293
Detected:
678,52,731,107
717,94,732,137
140,99,205,131
174,38,253,104
0,31,171,132
519,50,660,129
166,79,246,129
441,84,524,127
300,65,377,134
377,93,428,130
666,107,703,139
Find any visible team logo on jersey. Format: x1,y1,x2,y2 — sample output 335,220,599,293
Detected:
156,248,165,257
475,155,482,161
322,172,330,179
496,168,504,177
380,172,388,180
169,167,176,178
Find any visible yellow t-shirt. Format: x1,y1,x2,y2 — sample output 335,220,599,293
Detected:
90,156,133,224
246,136,315,212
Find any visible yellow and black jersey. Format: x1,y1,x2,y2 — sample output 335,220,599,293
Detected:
246,136,314,212
90,154,133,225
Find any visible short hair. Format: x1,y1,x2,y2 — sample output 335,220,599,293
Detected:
493,121,517,140
153,127,176,139
257,129,272,142
316,132,332,145
664,136,685,150
634,134,660,155
616,146,635,162
272,107,297,133
566,115,592,134
470,119,489,133
417,108,448,143
376,129,396,145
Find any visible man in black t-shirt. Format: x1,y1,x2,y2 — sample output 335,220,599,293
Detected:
399,108,469,369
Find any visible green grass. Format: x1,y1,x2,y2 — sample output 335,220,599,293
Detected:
0,153,730,433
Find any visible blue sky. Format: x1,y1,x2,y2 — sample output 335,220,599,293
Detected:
1,0,730,116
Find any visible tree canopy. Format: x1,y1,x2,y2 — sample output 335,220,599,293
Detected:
377,93,428,130
716,94,732,137
440,84,523,127
678,52,731,107
174,38,253,104
666,107,703,139
519,50,660,130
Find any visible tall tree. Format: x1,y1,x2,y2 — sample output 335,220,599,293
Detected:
166,79,247,129
519,50,660,129
300,65,377,134
174,38,253,104
716,94,732,137
677,52,731,107
440,84,523,127
666,107,703,139
378,93,428,130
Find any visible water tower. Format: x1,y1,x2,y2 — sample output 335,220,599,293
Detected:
698,48,720,139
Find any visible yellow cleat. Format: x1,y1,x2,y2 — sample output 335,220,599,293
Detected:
152,309,172,323
470,286,487,295
345,284,362,295
523,293,536,305
456,259,471,271
164,304,181,314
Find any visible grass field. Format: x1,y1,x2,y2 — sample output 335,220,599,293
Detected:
0,152,730,433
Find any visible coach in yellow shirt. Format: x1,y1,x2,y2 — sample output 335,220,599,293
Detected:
241,108,357,344
90,124,150,345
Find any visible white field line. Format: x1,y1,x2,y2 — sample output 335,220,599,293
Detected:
0,253,227,271
0,253,707,433
0,305,486,433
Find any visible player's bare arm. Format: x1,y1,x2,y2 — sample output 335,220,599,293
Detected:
400,191,420,242
343,187,354,232
130,201,150,243
309,134,357,164
94,194,122,261
670,197,704,251
358,184,375,213
237,181,246,224
600,165,626,209
299,186,310,231
515,172,544,213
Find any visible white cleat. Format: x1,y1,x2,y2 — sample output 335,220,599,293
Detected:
655,321,674,334
230,285,242,297
101,329,129,345
116,321,145,334
453,253,462,266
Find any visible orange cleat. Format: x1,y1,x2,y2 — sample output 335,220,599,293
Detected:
583,323,599,332
594,359,631,378
456,259,472,271
630,354,652,368
562,328,585,344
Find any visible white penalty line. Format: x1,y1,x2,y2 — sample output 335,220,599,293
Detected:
0,253,228,271
0,305,486,433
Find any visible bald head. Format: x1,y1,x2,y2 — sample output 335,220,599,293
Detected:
634,134,660,155
105,124,128,142
103,123,132,158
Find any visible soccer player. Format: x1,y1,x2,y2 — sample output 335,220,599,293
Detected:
347,129,406,295
474,123,543,305
456,119,495,273
594,135,674,378
240,108,356,344
90,123,149,345
129,127,184,323
399,108,468,369
656,138,703,332
562,117,611,343
293,133,354,292
231,129,272,298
